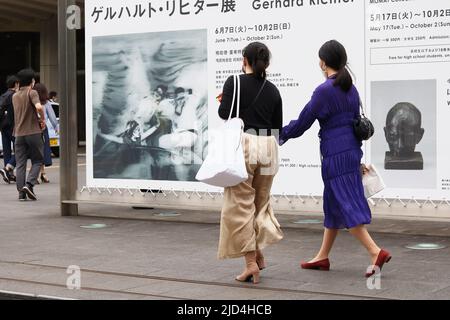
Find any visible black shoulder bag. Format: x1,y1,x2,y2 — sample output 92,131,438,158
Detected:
353,97,374,141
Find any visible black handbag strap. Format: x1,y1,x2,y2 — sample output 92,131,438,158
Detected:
249,79,266,109
240,79,267,119
359,96,366,117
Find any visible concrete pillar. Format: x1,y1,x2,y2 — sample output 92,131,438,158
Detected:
40,15,59,93
58,0,79,216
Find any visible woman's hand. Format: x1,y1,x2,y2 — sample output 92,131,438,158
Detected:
361,164,369,175
39,120,46,131
277,129,286,146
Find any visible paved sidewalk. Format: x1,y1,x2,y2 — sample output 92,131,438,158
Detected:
0,158,450,299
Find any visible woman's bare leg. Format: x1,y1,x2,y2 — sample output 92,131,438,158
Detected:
348,225,381,264
308,228,339,263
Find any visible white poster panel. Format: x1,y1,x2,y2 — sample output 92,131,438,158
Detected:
365,0,450,199
85,0,450,200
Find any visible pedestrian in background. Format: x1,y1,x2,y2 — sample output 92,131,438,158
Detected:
12,69,46,201
34,83,58,183
217,42,284,284
0,75,19,184
279,40,391,277
48,91,57,103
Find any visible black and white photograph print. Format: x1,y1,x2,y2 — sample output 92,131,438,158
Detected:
370,79,437,190
91,29,208,181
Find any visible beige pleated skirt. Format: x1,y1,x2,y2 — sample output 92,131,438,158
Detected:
217,133,284,259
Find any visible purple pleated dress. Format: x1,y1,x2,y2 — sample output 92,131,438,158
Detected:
280,77,371,229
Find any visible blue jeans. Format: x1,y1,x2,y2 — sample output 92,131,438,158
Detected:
1,128,16,168
42,128,52,167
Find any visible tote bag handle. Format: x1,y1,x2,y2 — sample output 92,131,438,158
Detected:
228,75,241,121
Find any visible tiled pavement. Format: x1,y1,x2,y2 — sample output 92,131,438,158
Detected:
0,158,449,300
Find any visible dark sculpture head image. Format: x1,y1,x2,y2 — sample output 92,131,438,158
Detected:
384,102,425,170
384,102,424,156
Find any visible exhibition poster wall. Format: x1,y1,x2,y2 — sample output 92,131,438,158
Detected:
85,0,450,200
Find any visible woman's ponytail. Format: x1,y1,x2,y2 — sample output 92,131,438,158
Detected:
334,66,352,92
254,59,267,79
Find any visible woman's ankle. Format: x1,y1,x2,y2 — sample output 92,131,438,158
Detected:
369,247,382,258
311,253,329,262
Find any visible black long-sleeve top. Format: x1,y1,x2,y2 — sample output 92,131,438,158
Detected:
218,74,283,136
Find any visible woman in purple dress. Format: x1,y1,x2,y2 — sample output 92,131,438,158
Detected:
279,40,391,277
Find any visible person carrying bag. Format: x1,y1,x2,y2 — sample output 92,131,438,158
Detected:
279,40,391,278
210,42,284,284
12,69,46,201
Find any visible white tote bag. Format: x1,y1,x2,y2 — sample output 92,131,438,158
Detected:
362,164,386,198
195,75,248,187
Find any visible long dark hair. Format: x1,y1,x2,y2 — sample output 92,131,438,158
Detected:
33,83,49,104
319,40,352,92
242,42,271,79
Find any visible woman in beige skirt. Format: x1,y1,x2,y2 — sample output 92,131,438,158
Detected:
217,42,284,284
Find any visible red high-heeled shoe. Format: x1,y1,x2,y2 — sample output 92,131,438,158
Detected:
300,258,330,271
366,249,392,278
